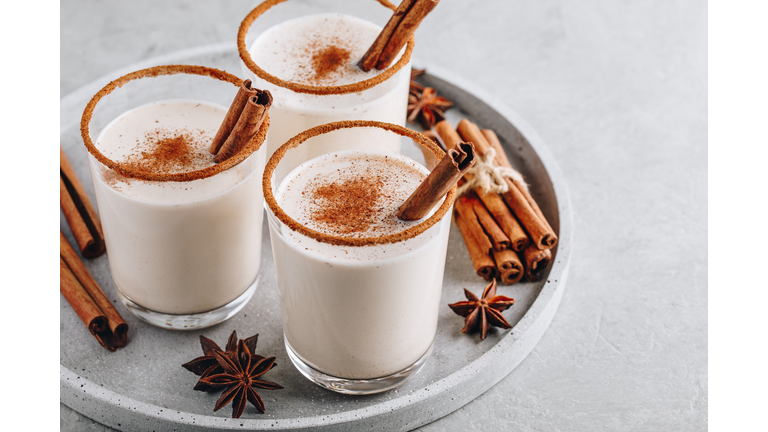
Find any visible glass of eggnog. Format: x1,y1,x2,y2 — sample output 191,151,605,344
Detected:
81,65,269,330
263,120,455,394
238,0,413,161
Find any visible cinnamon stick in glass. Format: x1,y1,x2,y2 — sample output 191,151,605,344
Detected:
60,147,105,258
398,141,476,221
209,79,259,155
492,248,524,285
61,232,128,350
214,90,273,163
523,243,552,282
454,213,497,281
359,0,441,71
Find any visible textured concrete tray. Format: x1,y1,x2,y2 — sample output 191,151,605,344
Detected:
60,44,572,431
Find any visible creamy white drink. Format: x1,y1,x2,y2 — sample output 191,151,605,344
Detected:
90,100,264,316
268,149,451,380
243,13,411,159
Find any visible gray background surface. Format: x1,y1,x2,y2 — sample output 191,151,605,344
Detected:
60,0,707,430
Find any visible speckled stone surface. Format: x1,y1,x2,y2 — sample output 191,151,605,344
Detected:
61,1,707,431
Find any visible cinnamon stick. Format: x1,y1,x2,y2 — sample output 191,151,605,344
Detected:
464,191,510,251
523,244,552,282
483,128,557,242
480,129,512,170
60,147,105,258
60,257,108,335
456,119,491,155
61,232,128,351
492,248,524,285
454,213,497,281
457,120,557,250
209,79,258,155
359,0,441,71
398,141,476,221
437,120,529,250
435,119,462,149
454,195,493,255
474,188,529,252
212,88,273,164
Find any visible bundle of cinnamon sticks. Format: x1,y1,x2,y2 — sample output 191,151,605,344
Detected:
60,148,128,350
432,119,558,285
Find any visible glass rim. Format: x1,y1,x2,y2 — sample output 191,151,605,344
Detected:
80,64,269,183
237,0,414,96
263,120,454,247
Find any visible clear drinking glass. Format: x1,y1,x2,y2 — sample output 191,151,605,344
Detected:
263,120,454,394
80,65,269,330
238,0,413,161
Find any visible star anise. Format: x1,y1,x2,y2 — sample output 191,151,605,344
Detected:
448,279,515,340
194,339,283,418
408,70,453,129
182,330,260,391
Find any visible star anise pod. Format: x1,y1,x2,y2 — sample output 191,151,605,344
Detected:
197,340,283,418
407,69,453,129
448,279,515,340
181,330,260,392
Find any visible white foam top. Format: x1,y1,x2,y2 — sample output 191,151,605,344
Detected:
276,149,444,261
251,13,386,86
247,13,407,110
95,99,250,204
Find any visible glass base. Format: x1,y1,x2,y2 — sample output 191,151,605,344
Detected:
285,339,434,395
115,275,259,330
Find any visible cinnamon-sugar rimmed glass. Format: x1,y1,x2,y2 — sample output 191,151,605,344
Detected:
80,65,269,330
237,0,413,159
264,120,454,394
264,120,453,246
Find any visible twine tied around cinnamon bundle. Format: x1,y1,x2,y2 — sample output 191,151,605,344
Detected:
456,146,528,196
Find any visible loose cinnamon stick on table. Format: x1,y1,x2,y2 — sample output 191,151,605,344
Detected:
398,141,476,221
492,248,524,285
358,0,441,71
522,243,552,282
60,147,105,258
61,232,128,351
213,90,273,164
454,213,498,281
60,257,108,335
457,120,557,250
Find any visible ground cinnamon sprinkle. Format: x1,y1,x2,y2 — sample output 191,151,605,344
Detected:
122,128,213,174
309,174,385,235
311,45,351,82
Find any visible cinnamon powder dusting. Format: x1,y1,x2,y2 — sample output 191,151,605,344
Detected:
309,175,384,235
311,45,351,82
123,128,214,174
287,153,427,238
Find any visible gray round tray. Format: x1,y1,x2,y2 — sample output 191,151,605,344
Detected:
60,44,572,431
